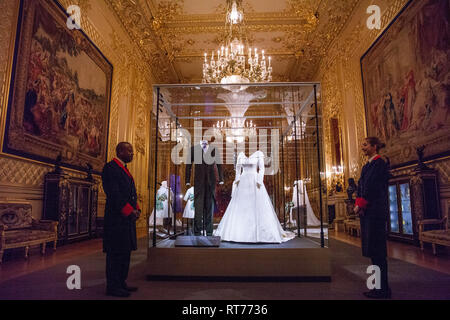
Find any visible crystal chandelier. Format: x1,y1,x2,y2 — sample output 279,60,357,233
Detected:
202,0,273,84
212,91,265,142
213,118,257,143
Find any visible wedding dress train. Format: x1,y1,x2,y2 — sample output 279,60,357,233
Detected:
214,151,295,243
289,180,321,227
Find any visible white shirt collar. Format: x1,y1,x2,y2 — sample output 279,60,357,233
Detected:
368,154,379,163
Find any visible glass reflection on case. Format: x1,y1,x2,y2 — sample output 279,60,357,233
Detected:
400,183,413,235
388,185,399,232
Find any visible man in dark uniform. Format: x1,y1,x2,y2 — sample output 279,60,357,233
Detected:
355,137,391,299
102,142,140,297
185,140,224,236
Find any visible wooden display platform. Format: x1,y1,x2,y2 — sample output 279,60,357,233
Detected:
147,237,331,281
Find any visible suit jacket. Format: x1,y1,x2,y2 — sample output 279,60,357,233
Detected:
185,144,224,192
357,156,390,258
356,156,389,219
102,159,139,253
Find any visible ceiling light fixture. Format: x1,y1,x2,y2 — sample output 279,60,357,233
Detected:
202,0,272,85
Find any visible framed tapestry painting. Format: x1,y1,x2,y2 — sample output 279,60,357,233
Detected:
3,0,112,173
361,0,449,168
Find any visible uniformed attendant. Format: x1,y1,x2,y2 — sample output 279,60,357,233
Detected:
102,142,140,297
354,137,391,299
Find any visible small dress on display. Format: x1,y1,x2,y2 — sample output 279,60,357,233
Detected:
149,181,173,226
214,151,295,243
183,186,195,219
289,180,320,226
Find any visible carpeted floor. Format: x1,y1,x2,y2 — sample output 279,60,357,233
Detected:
0,238,449,300
155,236,322,248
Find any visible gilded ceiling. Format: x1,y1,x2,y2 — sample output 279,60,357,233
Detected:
106,0,360,84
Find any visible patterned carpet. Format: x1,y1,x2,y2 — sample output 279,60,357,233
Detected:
0,238,449,300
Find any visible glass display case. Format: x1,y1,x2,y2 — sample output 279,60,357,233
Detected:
388,179,414,241
147,82,329,280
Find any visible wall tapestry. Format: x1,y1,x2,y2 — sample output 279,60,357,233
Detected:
361,0,449,168
3,0,112,173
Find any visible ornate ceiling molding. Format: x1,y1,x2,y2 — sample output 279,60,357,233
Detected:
317,0,410,178
105,0,360,83
105,0,180,83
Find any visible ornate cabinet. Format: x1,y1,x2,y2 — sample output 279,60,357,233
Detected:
388,177,415,242
43,173,98,245
409,168,441,222
388,167,440,244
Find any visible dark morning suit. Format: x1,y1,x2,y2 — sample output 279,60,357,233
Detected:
356,155,390,291
185,144,224,236
102,158,139,291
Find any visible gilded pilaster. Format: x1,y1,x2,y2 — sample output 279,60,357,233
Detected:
317,0,409,184
0,0,154,236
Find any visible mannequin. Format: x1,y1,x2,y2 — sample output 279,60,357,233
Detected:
214,150,295,243
183,185,195,234
149,181,174,234
289,180,320,227
185,140,224,236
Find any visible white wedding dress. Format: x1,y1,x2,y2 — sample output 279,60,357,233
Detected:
289,180,321,226
214,151,295,243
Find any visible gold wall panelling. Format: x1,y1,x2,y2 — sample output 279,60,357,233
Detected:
67,0,92,13
314,0,450,220
0,157,50,187
58,0,131,161
433,161,450,186
0,0,20,149
109,0,360,82
106,0,179,83
317,0,410,182
320,62,345,191
1,0,153,223
0,155,100,187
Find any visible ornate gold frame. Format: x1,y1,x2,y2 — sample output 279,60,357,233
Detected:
0,0,20,160
360,0,450,169
2,0,113,173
